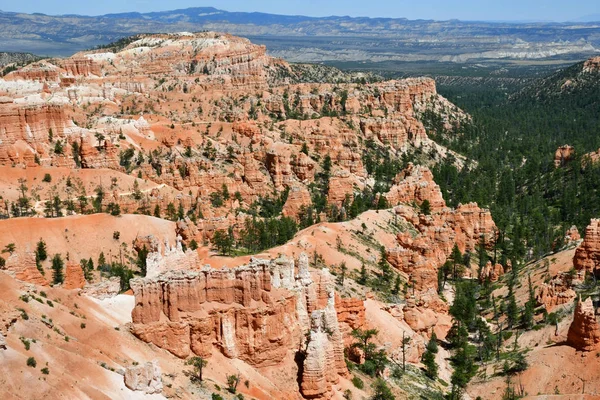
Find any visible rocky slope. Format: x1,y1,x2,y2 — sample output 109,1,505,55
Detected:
0,32,467,240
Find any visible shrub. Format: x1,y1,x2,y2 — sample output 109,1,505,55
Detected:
351,375,364,389
41,367,49,375
27,357,37,367
80,323,86,329
107,203,121,216
17,308,29,320
20,337,31,350
226,373,240,394
42,174,52,183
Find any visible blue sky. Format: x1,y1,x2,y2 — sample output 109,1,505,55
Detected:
0,0,597,22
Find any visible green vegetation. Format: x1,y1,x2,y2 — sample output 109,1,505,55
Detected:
2,243,16,254
51,254,64,285
430,64,600,263
226,373,240,394
350,328,387,377
422,332,439,380
136,245,149,277
185,356,207,383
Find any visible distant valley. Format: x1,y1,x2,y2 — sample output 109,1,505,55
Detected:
0,7,598,64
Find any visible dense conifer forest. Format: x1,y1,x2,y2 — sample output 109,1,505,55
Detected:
428,62,600,263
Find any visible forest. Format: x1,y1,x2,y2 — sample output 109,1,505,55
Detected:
419,61,600,264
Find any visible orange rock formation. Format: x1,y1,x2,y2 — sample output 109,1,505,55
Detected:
554,145,575,167
573,219,600,274
567,296,600,351
131,253,362,399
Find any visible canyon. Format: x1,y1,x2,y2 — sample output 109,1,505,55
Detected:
0,31,599,400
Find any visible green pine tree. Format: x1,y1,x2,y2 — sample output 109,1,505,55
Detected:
51,254,64,285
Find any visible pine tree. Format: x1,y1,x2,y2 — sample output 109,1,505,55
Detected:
213,230,234,256
136,245,149,277
51,254,64,285
97,252,106,270
478,234,488,269
81,259,93,282
132,180,142,200
377,246,392,289
177,202,185,220
337,262,347,286
450,243,463,280
422,332,439,379
522,274,536,329
392,275,401,295
35,239,48,262
221,183,230,201
185,356,207,383
301,142,309,155
422,347,438,380
506,284,519,329
420,199,431,215
358,263,368,285
166,202,176,220
371,379,394,400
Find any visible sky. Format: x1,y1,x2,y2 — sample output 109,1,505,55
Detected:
0,0,597,22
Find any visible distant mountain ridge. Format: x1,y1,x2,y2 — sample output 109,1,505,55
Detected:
0,7,598,62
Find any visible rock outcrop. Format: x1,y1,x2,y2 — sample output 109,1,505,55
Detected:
386,201,496,292
573,219,600,274
282,186,313,221
554,145,575,167
82,277,121,299
567,296,600,352
144,236,200,278
301,300,346,399
124,360,162,394
63,262,86,290
565,225,581,245
536,275,577,312
335,294,366,347
384,163,446,211
2,252,48,286
583,57,600,73
479,261,504,283
131,254,359,399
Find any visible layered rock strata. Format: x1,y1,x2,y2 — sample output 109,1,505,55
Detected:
131,253,361,398
573,219,600,274
567,296,600,351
